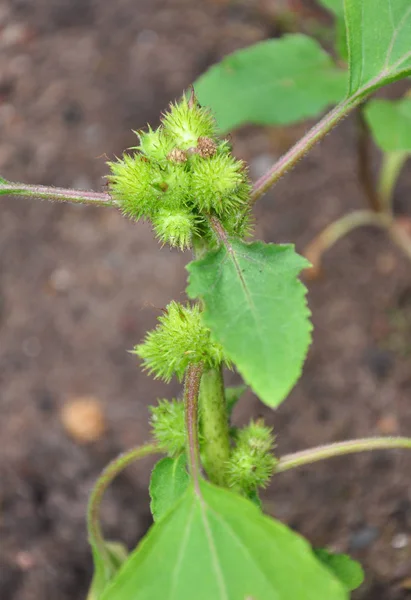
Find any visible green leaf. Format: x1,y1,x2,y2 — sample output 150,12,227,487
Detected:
195,34,347,133
101,480,347,600
317,0,347,61
187,240,311,408
345,0,411,98
225,384,247,416
318,0,343,16
247,487,263,510
364,96,411,152
314,549,364,592
87,541,128,600
149,455,190,522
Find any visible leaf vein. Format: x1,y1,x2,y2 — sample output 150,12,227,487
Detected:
169,500,196,600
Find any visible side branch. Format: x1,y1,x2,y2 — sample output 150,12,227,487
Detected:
0,181,115,208
276,437,411,474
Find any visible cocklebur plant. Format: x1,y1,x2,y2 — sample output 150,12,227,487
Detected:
3,2,411,599
196,0,411,276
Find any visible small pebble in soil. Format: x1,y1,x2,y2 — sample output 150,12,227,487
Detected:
363,347,394,380
49,267,74,292
0,23,29,49
60,396,106,444
15,551,36,571
376,413,399,435
349,525,379,551
392,533,409,549
62,101,83,125
249,153,278,180
135,29,158,46
376,251,397,275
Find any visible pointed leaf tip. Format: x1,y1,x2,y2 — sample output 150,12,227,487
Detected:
187,240,312,408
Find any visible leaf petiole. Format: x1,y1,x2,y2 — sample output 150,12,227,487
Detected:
184,362,204,492
276,436,411,473
378,151,408,213
87,443,160,557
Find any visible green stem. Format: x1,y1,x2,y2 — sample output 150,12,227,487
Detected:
378,151,408,214
276,437,411,473
199,365,231,487
0,180,115,207
356,107,381,212
251,97,363,204
87,443,160,559
184,362,204,493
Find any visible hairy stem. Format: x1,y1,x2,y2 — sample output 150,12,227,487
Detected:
251,97,363,204
184,362,204,492
378,151,408,214
199,366,231,487
208,214,228,243
87,443,160,558
276,437,411,473
0,181,115,207
304,210,391,273
356,108,380,212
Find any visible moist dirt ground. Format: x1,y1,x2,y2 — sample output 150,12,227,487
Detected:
1,1,411,599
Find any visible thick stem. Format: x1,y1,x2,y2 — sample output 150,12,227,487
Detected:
276,437,411,474
199,366,231,487
378,151,408,214
356,108,381,212
0,181,115,207
304,210,391,274
87,443,160,559
184,362,204,493
251,97,363,204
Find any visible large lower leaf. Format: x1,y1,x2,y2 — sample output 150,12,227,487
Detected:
345,0,411,98
364,97,411,152
314,549,364,593
101,481,347,600
195,35,347,133
149,455,189,522
187,240,311,408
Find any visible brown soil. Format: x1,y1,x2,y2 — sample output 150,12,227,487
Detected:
1,1,411,599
